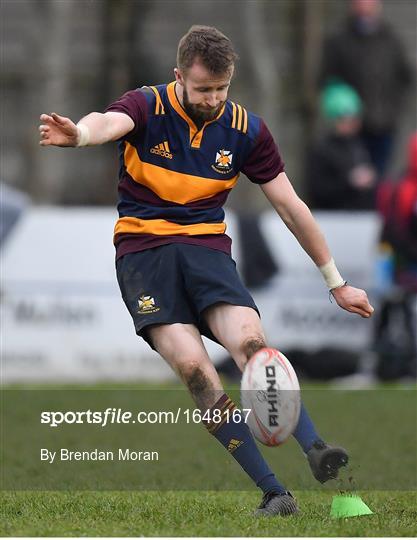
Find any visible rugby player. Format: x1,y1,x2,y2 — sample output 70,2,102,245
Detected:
39,26,374,516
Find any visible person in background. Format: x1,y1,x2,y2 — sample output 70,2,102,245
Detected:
374,132,417,380
320,0,413,178
307,82,377,210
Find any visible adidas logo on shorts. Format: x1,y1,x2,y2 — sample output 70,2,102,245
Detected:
150,141,173,159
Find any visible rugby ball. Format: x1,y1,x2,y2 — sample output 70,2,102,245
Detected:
241,348,301,446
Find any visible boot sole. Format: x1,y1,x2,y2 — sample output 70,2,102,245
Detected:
315,449,349,483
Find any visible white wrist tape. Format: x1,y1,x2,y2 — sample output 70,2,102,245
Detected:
76,123,90,147
319,258,345,290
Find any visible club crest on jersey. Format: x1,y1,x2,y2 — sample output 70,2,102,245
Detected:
212,149,233,174
137,295,160,314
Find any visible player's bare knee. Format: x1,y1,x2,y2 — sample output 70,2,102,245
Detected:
179,363,220,410
241,335,266,361
179,362,210,394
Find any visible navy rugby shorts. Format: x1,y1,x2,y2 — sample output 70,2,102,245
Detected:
116,243,259,348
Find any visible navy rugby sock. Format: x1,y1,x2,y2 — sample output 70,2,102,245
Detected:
204,394,286,495
292,402,322,453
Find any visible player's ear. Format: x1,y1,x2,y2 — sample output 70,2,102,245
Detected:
174,67,184,86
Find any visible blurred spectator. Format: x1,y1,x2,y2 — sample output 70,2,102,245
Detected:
306,82,377,210
320,0,413,178
373,132,417,380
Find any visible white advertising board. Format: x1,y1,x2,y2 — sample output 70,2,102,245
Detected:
254,211,381,350
1,207,385,382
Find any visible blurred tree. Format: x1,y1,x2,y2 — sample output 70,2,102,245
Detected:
300,0,326,139
242,0,280,140
34,0,73,202
101,0,160,105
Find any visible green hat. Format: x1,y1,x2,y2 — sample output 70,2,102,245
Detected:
321,82,362,119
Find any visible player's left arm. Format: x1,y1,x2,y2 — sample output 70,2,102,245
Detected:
261,172,374,318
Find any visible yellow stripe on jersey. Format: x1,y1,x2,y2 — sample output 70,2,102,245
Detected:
149,86,165,115
124,142,239,204
236,104,243,131
242,107,248,134
163,141,170,152
230,102,247,133
231,102,237,129
114,216,226,238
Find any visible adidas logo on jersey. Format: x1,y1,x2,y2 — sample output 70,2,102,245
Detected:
150,141,173,159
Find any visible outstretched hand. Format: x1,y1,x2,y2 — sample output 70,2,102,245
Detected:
331,285,374,318
39,113,79,147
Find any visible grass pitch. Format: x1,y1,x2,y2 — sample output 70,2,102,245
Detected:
1,490,416,536
1,382,416,536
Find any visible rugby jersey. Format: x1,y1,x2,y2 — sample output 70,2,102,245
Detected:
105,82,284,259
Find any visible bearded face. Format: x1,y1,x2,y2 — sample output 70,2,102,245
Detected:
182,85,225,124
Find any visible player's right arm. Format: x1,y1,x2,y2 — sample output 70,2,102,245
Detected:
38,111,134,147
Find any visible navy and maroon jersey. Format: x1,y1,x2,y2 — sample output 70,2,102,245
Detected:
105,82,284,259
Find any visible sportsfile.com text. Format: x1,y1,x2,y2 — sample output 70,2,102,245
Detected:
40,408,252,428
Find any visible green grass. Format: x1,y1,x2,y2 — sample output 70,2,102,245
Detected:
1,490,416,536
1,383,416,536
3,384,416,491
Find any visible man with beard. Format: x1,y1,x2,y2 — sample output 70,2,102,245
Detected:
39,25,373,516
